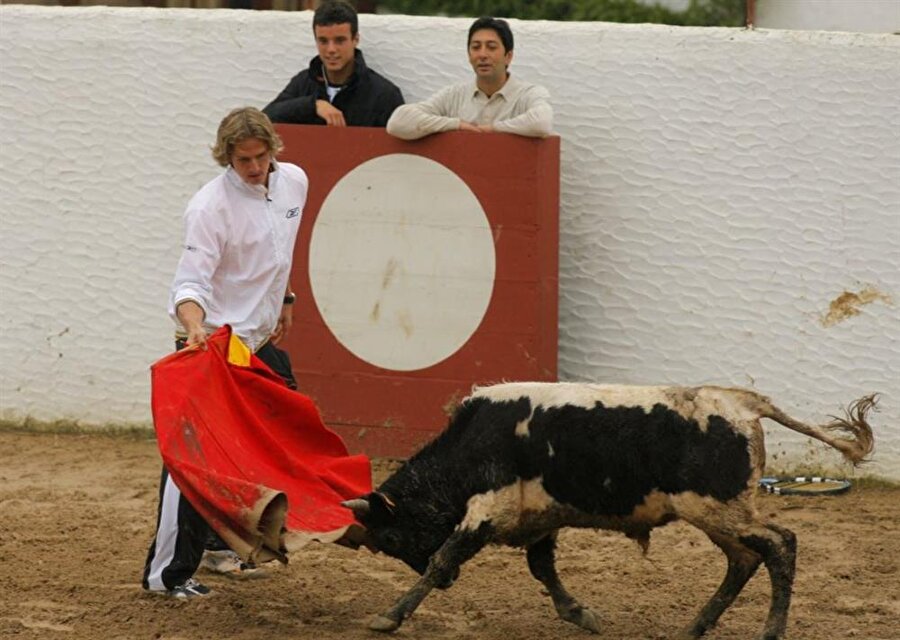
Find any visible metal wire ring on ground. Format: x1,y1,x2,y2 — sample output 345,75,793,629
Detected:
758,476,852,495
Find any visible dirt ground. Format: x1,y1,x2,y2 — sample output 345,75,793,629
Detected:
1,430,898,640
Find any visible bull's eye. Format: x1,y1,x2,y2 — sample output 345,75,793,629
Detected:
380,530,402,550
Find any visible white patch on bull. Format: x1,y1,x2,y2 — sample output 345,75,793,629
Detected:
470,382,775,434
547,442,554,457
521,478,556,512
514,417,531,438
459,477,557,534
460,479,684,537
603,477,612,491
670,490,758,533
458,478,760,547
631,490,675,523
472,382,671,415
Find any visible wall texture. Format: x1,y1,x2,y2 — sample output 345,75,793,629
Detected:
1,7,898,477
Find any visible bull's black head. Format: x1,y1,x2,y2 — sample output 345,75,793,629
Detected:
342,491,455,582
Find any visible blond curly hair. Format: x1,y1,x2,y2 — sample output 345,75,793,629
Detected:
211,107,283,167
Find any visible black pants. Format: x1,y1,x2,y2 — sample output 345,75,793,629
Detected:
142,338,296,589
254,340,298,390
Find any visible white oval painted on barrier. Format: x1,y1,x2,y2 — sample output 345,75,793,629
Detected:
309,153,496,372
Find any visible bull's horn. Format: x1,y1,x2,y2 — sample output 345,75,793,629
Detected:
341,498,371,517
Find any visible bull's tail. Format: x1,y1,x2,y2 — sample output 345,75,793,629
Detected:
759,394,877,466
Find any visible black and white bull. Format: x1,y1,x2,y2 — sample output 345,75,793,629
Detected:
343,383,876,639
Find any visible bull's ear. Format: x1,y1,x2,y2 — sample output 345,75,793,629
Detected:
341,498,371,520
372,491,396,515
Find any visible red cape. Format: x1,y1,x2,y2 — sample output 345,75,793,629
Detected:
150,326,371,563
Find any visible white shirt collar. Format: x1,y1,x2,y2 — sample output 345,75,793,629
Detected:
224,160,280,197
472,73,521,100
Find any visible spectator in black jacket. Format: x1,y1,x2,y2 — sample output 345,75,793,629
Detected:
263,0,404,127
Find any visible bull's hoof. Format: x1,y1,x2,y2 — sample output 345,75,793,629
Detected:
368,614,401,633
577,608,602,634
561,606,602,634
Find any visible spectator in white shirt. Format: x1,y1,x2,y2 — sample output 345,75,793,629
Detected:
387,17,553,140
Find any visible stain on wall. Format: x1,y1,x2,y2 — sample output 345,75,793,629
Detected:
821,286,893,328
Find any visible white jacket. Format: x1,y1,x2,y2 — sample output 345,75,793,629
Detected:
169,162,308,351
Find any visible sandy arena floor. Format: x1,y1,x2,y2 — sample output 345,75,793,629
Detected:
1,430,898,640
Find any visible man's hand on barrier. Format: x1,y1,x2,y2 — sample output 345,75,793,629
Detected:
316,100,347,127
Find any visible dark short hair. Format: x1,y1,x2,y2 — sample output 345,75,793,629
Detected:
468,17,514,53
314,0,359,37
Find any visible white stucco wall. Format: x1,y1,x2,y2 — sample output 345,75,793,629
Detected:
1,7,898,478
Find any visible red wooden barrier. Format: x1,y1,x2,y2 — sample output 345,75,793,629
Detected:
276,125,559,458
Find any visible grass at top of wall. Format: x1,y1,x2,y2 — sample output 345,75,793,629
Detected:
0,417,155,440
